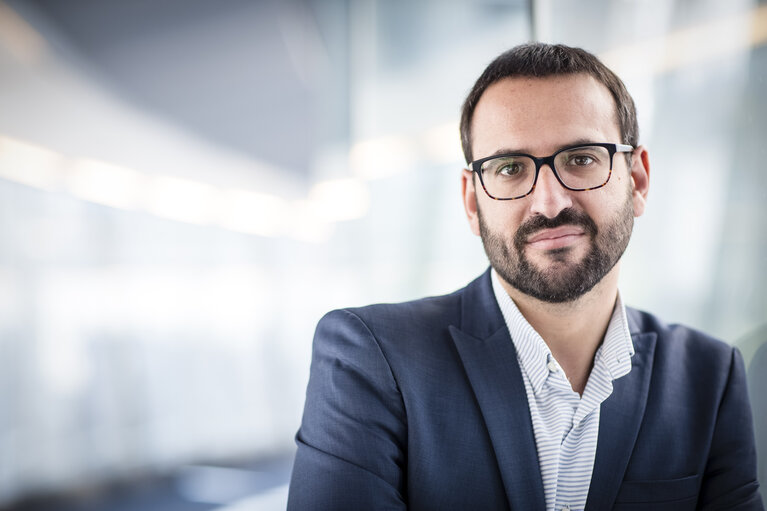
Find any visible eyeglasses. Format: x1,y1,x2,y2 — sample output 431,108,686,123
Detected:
468,143,634,200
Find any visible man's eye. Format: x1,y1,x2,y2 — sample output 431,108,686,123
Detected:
498,163,522,176
570,155,595,166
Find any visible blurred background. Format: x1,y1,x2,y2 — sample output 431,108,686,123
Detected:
0,0,765,509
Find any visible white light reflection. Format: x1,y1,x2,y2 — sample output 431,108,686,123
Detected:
67,158,146,210
350,135,415,180
217,190,287,238
285,199,335,243
0,136,63,191
145,175,219,226
308,178,370,222
0,135,361,242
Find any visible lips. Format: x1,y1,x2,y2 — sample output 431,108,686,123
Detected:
526,226,585,249
512,208,598,253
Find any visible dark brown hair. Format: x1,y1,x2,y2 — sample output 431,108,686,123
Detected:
460,43,638,164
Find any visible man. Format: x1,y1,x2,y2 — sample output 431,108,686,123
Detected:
288,43,763,510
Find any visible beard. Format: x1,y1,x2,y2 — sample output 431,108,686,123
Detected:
478,188,634,303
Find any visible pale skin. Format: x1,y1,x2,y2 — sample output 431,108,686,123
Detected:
462,74,651,394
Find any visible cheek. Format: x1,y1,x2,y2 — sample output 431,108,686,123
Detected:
590,188,633,224
592,174,632,211
478,198,524,235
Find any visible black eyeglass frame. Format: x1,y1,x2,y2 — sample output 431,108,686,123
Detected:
468,142,634,201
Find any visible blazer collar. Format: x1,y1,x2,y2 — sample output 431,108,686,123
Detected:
457,268,507,339
450,270,657,511
450,269,547,511
585,327,657,511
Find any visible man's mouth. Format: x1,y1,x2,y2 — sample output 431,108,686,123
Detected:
526,226,586,250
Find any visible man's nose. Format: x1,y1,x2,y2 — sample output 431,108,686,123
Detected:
528,164,573,218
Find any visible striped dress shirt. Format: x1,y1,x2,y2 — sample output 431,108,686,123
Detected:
491,270,635,511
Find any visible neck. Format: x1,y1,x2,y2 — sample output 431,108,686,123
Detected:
498,264,621,394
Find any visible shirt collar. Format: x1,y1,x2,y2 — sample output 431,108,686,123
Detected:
490,269,634,394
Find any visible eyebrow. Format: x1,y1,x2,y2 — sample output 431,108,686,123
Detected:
488,138,599,157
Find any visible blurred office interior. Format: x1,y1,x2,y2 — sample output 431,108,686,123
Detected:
0,0,765,509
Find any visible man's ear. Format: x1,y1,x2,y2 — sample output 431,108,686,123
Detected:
462,169,481,236
630,145,650,218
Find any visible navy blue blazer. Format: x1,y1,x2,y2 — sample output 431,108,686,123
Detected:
289,270,763,510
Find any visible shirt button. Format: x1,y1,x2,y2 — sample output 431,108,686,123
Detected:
547,360,559,372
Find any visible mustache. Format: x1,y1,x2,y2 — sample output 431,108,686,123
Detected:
514,208,598,248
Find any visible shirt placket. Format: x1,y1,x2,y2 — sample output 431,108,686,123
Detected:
541,355,580,511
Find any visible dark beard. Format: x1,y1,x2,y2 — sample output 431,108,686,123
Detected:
478,191,634,303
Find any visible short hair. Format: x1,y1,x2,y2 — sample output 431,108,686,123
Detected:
460,43,638,164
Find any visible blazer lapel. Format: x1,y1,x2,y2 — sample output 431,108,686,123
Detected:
449,270,546,511
585,330,657,511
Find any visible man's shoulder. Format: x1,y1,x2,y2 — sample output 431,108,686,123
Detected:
626,306,736,370
324,284,467,335
314,270,495,352
311,284,473,371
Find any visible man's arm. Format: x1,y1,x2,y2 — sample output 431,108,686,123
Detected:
288,309,408,510
698,347,764,510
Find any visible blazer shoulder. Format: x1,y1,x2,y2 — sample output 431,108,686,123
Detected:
627,306,736,375
628,307,729,347
332,286,465,335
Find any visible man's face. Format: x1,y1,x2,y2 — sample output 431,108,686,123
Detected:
463,74,648,303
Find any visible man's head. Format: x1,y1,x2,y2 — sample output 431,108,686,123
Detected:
460,44,650,304
460,43,638,164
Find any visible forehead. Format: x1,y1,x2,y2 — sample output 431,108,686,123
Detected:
471,73,620,158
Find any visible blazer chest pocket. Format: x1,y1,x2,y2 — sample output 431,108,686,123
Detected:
613,474,700,510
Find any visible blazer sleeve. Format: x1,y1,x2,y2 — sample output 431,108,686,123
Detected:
287,309,408,510
698,347,764,510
